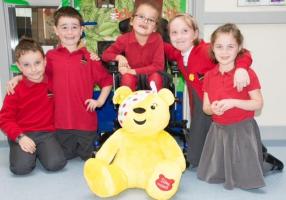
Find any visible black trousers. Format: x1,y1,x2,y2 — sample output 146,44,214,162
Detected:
55,130,97,161
9,132,67,175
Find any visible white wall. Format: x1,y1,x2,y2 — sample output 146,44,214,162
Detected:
203,0,286,126
205,0,286,12
0,81,4,141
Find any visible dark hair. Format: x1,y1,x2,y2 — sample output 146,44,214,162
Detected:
54,6,83,26
134,0,162,16
168,13,200,46
210,23,245,62
131,0,162,31
15,38,45,62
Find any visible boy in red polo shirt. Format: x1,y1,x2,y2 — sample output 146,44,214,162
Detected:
7,7,113,161
46,7,112,160
0,38,67,175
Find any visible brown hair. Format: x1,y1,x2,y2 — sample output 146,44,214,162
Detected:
168,13,200,46
54,6,83,26
15,38,45,62
210,23,245,62
131,0,162,31
134,0,162,15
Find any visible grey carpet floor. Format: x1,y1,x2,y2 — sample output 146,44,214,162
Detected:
0,143,285,200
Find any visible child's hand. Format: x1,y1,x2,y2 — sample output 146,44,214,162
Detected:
234,68,250,92
90,52,100,61
6,75,22,95
216,99,235,113
211,101,224,115
85,99,103,112
119,66,129,75
116,55,129,68
18,135,36,154
119,67,136,75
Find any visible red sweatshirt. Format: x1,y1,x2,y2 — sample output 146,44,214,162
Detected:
0,76,55,141
102,30,164,75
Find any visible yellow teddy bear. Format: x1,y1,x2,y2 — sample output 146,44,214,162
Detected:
84,85,186,200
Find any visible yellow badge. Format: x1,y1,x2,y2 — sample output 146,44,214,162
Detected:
189,73,195,82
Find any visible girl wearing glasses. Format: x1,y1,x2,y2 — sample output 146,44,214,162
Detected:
102,0,164,91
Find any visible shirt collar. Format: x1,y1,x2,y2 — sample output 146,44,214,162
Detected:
181,47,192,66
56,44,86,54
213,65,236,76
23,75,48,87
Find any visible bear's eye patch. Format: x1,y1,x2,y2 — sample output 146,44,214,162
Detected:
151,103,157,110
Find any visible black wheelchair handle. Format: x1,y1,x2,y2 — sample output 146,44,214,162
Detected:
168,60,179,75
105,60,118,74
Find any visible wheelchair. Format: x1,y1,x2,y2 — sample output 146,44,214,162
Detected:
95,17,188,156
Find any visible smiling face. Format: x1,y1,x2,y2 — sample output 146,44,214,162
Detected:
54,16,83,52
118,91,170,136
17,50,46,83
131,4,158,38
169,16,198,53
212,33,241,71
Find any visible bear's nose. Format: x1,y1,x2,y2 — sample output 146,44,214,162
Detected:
133,107,146,114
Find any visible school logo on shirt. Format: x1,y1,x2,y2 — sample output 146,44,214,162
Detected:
81,54,87,64
189,73,195,81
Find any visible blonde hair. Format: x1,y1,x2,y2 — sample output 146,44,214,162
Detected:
168,13,200,46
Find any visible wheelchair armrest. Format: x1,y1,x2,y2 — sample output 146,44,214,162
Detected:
168,60,179,75
104,60,118,74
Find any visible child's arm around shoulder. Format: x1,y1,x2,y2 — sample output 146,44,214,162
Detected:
164,42,180,61
6,75,23,95
233,49,253,91
235,49,252,70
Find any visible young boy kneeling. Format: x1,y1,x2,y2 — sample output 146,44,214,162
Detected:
0,38,67,175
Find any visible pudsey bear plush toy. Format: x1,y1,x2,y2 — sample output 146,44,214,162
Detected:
84,83,186,200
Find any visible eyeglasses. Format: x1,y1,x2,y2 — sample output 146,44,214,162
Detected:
134,14,157,25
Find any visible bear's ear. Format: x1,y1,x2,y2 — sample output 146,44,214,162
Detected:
158,88,175,106
113,86,133,105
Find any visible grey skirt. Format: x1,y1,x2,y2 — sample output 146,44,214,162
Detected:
197,118,265,190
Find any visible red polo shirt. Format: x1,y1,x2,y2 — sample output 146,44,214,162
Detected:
0,76,55,141
203,66,261,125
46,46,112,131
102,30,164,75
164,40,252,100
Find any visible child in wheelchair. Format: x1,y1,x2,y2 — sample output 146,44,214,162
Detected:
102,0,164,91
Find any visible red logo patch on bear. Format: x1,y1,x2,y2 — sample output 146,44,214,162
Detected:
155,174,174,191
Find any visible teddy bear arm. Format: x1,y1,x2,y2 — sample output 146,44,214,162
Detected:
96,132,121,163
159,132,186,172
